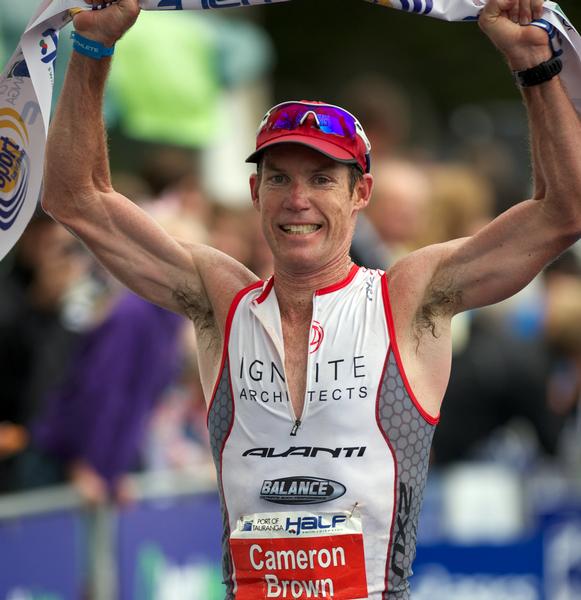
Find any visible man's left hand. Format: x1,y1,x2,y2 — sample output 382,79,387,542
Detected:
479,0,552,70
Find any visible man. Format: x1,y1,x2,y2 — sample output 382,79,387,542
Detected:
43,0,581,597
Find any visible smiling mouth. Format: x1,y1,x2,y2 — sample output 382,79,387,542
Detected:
280,224,322,234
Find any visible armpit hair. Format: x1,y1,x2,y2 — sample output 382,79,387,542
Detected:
415,280,462,342
172,283,216,336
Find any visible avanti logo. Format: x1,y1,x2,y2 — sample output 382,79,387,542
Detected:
243,446,367,459
261,477,346,505
0,107,30,231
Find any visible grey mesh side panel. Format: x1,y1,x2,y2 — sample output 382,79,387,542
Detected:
378,351,436,599
208,358,235,599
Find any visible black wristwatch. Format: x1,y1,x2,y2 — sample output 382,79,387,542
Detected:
513,54,563,88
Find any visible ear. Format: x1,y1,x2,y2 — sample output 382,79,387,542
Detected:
353,174,374,211
249,173,260,211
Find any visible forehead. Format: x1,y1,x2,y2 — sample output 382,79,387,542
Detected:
261,144,348,173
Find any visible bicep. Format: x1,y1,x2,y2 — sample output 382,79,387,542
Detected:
50,190,256,319
436,199,575,313
56,190,196,311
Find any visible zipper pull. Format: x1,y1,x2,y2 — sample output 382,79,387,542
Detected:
290,419,301,437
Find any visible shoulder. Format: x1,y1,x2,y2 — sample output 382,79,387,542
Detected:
386,240,467,335
386,243,449,305
173,242,259,334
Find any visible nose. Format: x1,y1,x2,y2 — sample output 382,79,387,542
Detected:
283,180,310,211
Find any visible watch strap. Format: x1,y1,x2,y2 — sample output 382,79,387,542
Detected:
514,55,563,88
71,31,115,60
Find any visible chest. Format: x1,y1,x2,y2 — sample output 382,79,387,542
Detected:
281,319,311,417
227,270,390,432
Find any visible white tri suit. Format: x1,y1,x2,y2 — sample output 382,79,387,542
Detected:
207,265,439,599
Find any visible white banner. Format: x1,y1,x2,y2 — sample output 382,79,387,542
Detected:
0,0,579,260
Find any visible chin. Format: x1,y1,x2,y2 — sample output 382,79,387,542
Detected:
275,250,323,274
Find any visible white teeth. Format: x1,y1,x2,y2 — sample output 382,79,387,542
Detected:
281,224,321,234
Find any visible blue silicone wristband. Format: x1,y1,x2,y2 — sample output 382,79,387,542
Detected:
71,31,115,59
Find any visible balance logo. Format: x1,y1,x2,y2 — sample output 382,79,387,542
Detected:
0,108,30,231
261,477,346,505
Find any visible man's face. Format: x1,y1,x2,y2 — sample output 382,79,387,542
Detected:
250,145,372,274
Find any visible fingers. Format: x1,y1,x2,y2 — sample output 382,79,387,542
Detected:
532,0,544,21
488,0,545,25
515,0,545,25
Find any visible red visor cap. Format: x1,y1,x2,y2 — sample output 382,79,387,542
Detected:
246,127,369,174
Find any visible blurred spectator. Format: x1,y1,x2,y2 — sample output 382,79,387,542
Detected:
28,180,213,504
0,214,89,491
543,250,581,473
422,164,561,466
144,326,213,477
108,10,221,148
415,164,494,248
340,75,411,159
209,204,273,279
32,290,186,505
107,9,274,206
351,159,431,268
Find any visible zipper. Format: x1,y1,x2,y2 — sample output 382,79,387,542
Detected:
290,419,301,437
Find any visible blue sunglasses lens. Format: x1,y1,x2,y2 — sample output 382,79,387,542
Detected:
268,105,357,140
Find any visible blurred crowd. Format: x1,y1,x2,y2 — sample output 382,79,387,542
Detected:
0,3,580,511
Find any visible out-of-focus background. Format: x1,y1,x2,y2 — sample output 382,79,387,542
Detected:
1,1,581,598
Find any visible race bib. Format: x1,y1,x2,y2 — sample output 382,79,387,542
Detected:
230,511,368,599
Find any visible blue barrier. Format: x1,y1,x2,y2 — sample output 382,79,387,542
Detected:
0,474,580,599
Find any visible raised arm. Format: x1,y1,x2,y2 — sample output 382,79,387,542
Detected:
42,0,256,326
416,0,581,316
385,0,581,417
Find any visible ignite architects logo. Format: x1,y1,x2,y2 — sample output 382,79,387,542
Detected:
0,108,30,231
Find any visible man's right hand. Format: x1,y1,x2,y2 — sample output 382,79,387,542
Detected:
71,0,140,48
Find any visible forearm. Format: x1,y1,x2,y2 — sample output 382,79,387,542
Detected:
43,52,113,220
42,0,141,219
504,29,552,202
527,87,546,200
521,76,581,229
479,0,581,229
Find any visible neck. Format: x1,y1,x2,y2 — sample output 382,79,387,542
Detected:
273,254,354,320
